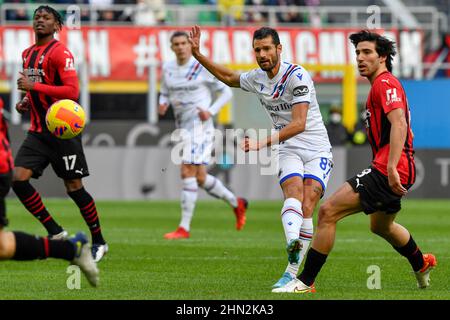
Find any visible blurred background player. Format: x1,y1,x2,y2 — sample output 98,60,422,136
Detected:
275,30,436,294
0,97,99,287
13,5,108,262
188,26,333,290
159,31,248,239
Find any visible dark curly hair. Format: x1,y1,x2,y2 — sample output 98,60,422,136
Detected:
349,30,396,72
33,5,64,32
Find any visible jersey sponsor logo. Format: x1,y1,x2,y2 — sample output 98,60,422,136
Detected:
386,88,402,105
260,83,264,92
293,85,309,97
260,100,292,112
64,57,75,71
296,73,303,81
23,68,45,83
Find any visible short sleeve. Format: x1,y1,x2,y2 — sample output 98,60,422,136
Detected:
239,70,257,93
376,78,405,114
288,68,312,105
159,63,169,105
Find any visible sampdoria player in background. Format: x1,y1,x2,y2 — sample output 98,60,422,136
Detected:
159,31,248,239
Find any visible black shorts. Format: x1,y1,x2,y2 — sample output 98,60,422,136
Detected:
15,131,89,180
0,173,11,227
347,167,411,215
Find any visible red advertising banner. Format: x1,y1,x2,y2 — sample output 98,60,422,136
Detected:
0,26,423,81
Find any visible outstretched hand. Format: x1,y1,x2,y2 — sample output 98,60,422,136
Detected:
189,25,201,56
240,136,261,152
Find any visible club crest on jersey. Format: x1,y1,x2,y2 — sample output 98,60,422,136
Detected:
293,85,309,96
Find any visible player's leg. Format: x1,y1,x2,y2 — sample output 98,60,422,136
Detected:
370,211,436,288
197,166,247,231
164,163,198,239
298,178,322,267
274,182,362,293
272,150,305,289
12,167,65,237
12,133,65,237
298,153,333,270
64,178,108,262
0,173,97,286
0,229,99,287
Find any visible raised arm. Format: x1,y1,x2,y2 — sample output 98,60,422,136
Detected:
189,25,241,88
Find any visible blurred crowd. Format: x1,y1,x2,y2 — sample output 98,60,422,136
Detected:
0,0,327,26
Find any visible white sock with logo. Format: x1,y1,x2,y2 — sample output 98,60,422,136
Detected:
202,174,238,208
281,198,303,277
298,218,314,265
179,177,198,232
284,217,314,276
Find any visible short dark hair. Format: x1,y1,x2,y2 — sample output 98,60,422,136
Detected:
33,5,64,31
253,27,280,46
170,31,189,43
349,30,396,72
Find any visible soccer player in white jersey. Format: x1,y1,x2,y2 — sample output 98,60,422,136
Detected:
159,31,248,239
189,26,333,290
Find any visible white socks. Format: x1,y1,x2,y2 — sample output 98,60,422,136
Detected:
202,174,238,208
281,198,303,243
281,198,304,277
179,177,198,232
285,218,314,276
299,218,314,266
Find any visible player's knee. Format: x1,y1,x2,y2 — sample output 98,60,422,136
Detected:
12,168,32,182
317,202,337,226
302,202,316,217
370,222,391,237
0,230,9,258
196,175,206,187
181,166,196,179
64,179,83,193
283,183,302,199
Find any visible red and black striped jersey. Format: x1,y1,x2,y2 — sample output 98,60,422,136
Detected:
0,98,13,174
22,39,79,133
364,71,415,185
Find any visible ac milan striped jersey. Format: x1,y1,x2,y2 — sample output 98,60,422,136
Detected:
0,98,13,174
21,39,79,133
364,71,415,185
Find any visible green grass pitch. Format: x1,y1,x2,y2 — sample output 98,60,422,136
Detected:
1,199,449,300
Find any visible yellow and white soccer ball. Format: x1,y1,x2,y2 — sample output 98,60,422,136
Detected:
46,99,85,139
